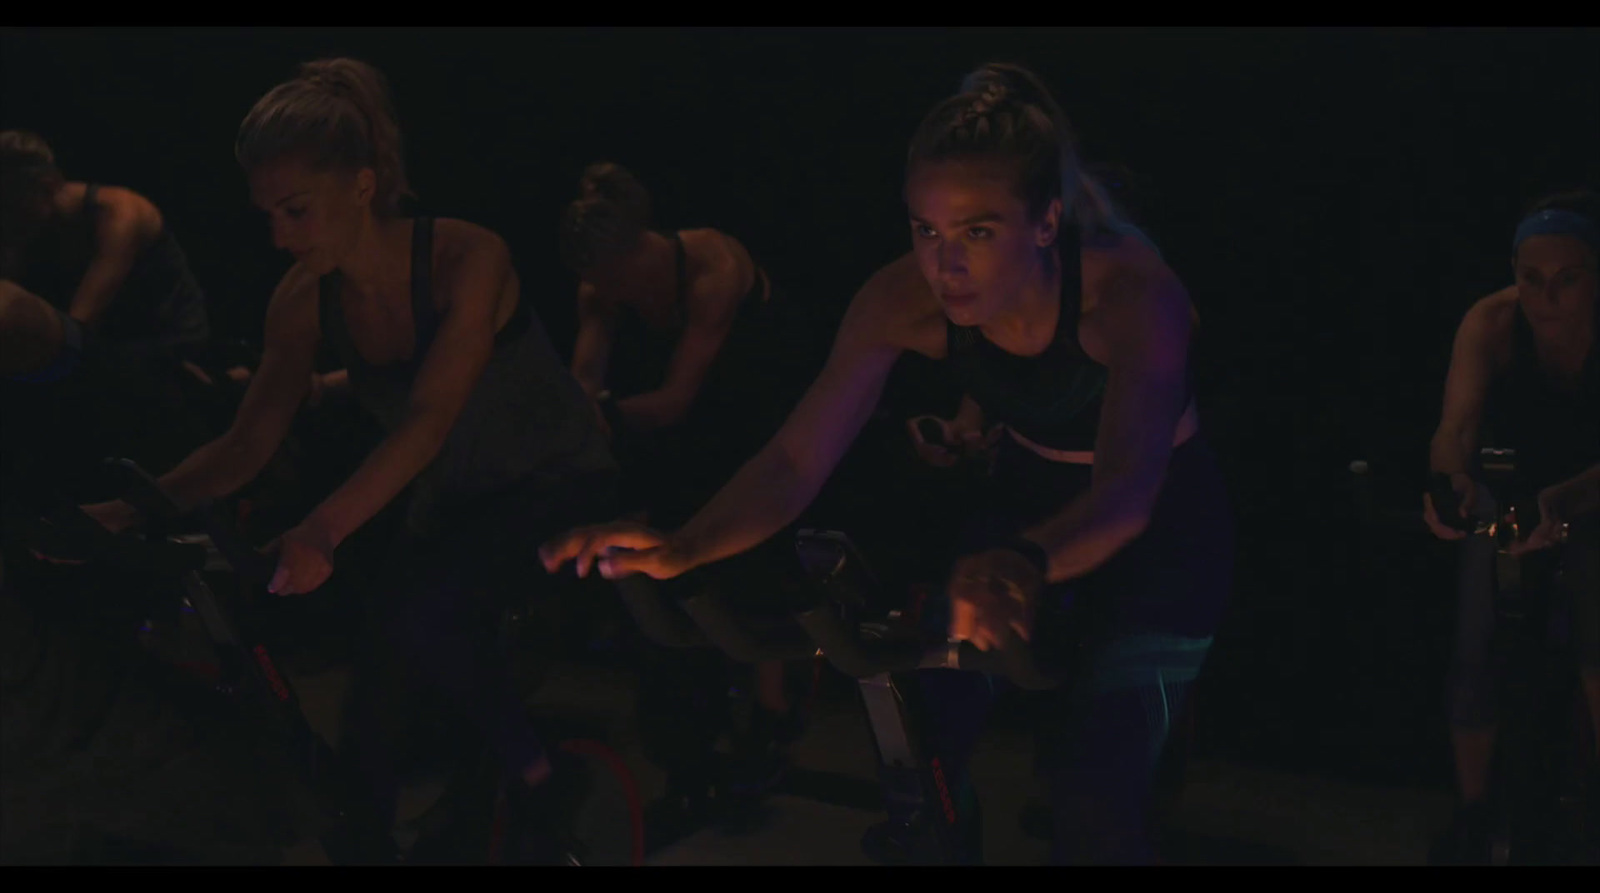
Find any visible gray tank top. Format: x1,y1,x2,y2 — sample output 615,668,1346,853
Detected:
317,218,615,535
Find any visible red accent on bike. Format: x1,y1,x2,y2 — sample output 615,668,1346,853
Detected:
929,757,958,826
559,738,646,867
252,645,291,702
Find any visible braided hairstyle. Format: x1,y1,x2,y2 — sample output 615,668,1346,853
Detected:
907,63,1123,237
235,58,415,217
560,162,652,273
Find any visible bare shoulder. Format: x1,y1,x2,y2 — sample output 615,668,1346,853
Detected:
1080,228,1187,317
1077,229,1190,365
262,260,321,344
677,227,763,323
93,184,161,218
843,252,946,358
1455,286,1518,362
74,182,163,239
432,217,511,263
678,227,739,260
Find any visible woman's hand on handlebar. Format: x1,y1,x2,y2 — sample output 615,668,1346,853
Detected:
540,521,685,581
1507,484,1571,556
80,499,141,535
1422,472,1477,541
947,548,1044,652
264,518,338,596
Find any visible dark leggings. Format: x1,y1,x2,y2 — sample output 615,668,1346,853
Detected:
339,472,616,828
912,434,1232,865
915,635,1209,864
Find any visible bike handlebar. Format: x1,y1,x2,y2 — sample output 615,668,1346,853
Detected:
603,528,1064,689
104,458,276,587
791,529,1064,690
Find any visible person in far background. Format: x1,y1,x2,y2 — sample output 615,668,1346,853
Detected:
1422,188,1600,864
1,129,348,463
561,161,821,813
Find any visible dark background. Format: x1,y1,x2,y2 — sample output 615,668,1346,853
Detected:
4,26,1597,792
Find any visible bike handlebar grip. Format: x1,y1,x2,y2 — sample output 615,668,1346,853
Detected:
678,590,820,663
794,606,923,677
921,638,1060,690
198,506,277,589
30,504,206,575
106,458,183,520
793,528,1063,687
104,457,275,586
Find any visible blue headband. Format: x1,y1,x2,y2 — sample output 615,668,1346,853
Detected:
1513,209,1600,258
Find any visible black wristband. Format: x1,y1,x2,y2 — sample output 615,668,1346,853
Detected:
960,522,1050,578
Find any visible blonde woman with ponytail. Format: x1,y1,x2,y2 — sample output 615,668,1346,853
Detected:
544,62,1230,865
82,58,617,863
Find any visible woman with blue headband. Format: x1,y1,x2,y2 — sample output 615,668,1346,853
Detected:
1423,189,1600,863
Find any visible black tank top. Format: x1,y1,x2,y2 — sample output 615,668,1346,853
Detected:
1484,302,1600,490
607,232,694,396
945,225,1111,452
16,184,210,356
946,224,1191,453
606,231,781,417
603,231,809,524
317,218,614,536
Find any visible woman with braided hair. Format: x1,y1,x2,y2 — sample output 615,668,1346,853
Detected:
81,57,617,862
543,62,1233,864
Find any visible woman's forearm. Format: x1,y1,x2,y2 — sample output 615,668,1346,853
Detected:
616,390,684,433
1023,487,1148,584
1430,425,1477,477
670,446,824,575
157,432,277,513
305,415,447,545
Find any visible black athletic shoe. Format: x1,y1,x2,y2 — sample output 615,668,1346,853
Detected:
861,781,983,868
861,809,983,866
